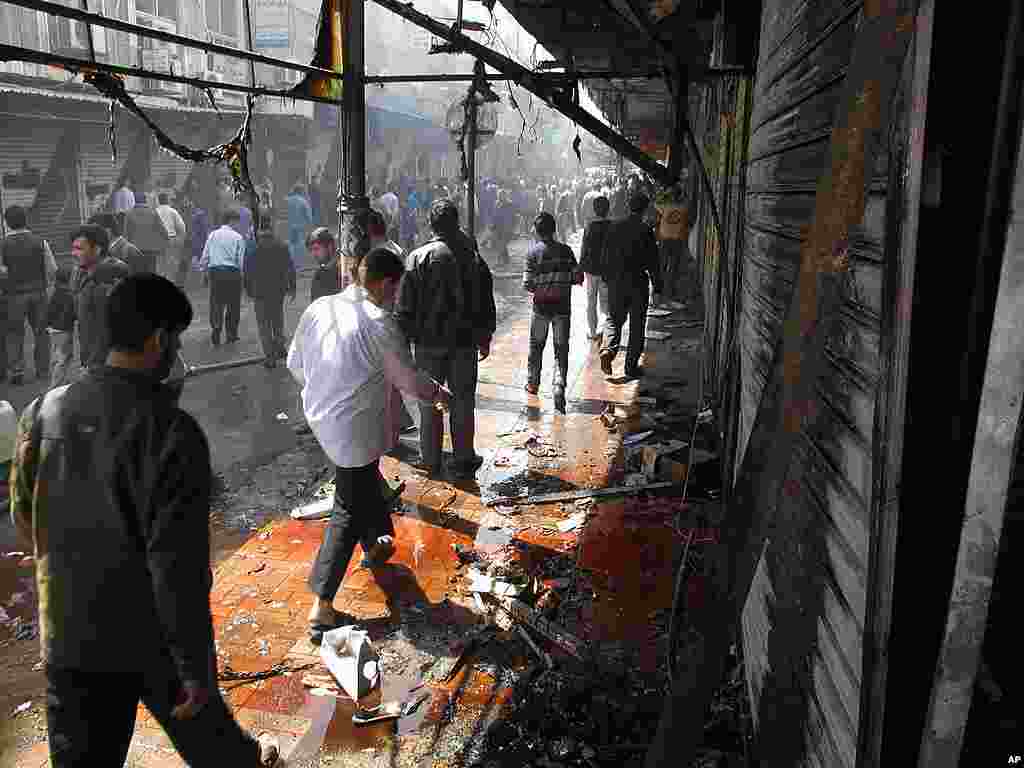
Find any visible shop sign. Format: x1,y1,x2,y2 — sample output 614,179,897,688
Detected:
254,0,290,49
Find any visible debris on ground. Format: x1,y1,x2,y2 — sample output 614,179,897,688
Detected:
11,701,32,717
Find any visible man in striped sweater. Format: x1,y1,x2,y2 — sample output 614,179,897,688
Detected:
522,212,583,414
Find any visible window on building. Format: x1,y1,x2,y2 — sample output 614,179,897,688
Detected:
135,0,178,20
206,0,238,39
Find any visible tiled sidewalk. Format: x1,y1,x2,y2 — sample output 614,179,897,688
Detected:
12,246,707,767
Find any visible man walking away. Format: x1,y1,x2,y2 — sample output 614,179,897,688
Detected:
190,203,211,275
287,184,313,269
309,227,341,303
111,177,134,215
288,248,452,643
156,193,188,285
200,208,246,346
124,192,169,274
492,189,517,267
600,192,663,380
579,195,612,341
2,205,56,385
71,224,130,373
396,199,497,480
245,222,296,368
523,212,582,414
10,274,280,767
46,265,76,389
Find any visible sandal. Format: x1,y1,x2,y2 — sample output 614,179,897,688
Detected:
308,610,354,645
359,536,396,569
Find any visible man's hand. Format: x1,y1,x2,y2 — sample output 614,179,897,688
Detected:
171,680,210,720
478,341,491,361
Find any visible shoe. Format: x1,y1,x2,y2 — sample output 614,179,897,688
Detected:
309,610,357,645
359,536,396,569
450,454,484,479
9,374,23,386
257,733,280,767
600,353,613,376
525,383,539,395
226,335,239,344
211,330,221,347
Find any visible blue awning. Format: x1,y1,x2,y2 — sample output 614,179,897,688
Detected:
316,97,451,151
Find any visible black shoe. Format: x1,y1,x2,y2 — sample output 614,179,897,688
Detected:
600,353,613,376
10,374,23,386
211,330,221,347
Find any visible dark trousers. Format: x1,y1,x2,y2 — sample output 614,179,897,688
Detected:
414,345,479,470
5,289,49,379
208,269,242,339
253,296,285,360
45,657,261,768
528,310,571,396
308,462,396,602
602,275,650,370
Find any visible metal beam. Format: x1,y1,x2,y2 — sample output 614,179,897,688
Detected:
0,43,340,104
368,0,676,185
364,70,664,83
0,0,342,82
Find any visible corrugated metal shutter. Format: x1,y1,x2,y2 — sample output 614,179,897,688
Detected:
0,119,80,258
736,2,893,767
79,123,136,220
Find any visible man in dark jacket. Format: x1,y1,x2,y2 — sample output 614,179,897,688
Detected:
92,212,146,275
523,212,582,414
396,199,497,480
2,205,55,385
244,223,296,368
124,192,169,273
10,273,279,767
579,195,612,341
70,224,131,373
599,192,664,379
308,227,340,303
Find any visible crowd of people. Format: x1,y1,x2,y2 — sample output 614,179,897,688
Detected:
1,159,700,766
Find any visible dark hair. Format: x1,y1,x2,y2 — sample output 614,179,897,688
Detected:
106,274,193,352
222,208,242,225
306,226,335,249
4,205,27,230
429,199,459,235
361,247,405,284
368,209,387,237
71,223,110,252
89,212,121,237
158,192,170,205
593,196,610,216
534,211,556,237
629,192,649,213
54,264,73,286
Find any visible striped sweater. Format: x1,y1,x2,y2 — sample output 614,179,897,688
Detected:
523,238,582,315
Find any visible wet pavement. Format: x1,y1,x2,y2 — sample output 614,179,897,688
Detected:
2,233,717,767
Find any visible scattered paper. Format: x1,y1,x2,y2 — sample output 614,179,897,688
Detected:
557,511,588,532
624,473,649,487
12,702,31,717
647,308,673,317
275,412,289,421
646,330,672,341
0,607,8,624
291,497,333,520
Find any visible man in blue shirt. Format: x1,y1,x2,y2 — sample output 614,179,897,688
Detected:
199,209,246,346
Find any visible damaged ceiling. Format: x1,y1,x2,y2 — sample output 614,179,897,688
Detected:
498,0,718,153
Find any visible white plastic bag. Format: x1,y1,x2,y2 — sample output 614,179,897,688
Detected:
320,626,380,701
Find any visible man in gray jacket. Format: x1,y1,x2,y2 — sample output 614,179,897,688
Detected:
70,224,131,373
124,192,169,274
395,200,497,480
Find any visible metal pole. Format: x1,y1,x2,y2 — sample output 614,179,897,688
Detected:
467,95,477,238
0,43,340,104
0,0,343,82
338,0,368,285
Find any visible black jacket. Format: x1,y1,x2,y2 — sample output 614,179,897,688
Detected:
10,367,217,685
45,287,76,332
73,256,131,367
396,231,497,349
244,233,296,300
579,218,613,277
603,214,664,294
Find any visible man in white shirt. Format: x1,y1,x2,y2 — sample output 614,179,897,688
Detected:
155,193,188,286
199,209,246,346
287,247,451,644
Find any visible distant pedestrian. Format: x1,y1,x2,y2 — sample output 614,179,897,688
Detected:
45,265,76,389
156,193,188,286
10,273,281,768
124,192,169,273
579,195,612,340
396,199,497,479
287,184,313,269
70,224,130,373
244,223,295,369
190,204,211,273
111,177,134,214
491,190,517,267
200,208,246,347
522,212,582,414
2,205,56,385
308,227,341,303
599,192,663,380
287,248,451,644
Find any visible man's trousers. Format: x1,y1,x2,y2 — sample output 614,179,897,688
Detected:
208,269,242,340
527,310,570,397
601,275,650,371
253,297,286,360
414,345,479,471
584,273,608,337
5,290,49,380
